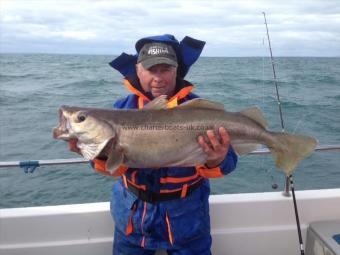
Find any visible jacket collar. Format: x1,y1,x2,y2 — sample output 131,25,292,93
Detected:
123,76,194,109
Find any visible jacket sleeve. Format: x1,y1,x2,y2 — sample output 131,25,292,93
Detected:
196,146,238,178
218,146,238,175
91,159,128,177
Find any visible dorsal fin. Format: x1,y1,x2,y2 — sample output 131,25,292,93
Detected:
177,98,225,110
144,95,168,110
240,107,268,128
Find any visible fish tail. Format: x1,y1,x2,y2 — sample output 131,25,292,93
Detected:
270,133,317,175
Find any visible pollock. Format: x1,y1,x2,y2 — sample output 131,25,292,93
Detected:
53,96,317,175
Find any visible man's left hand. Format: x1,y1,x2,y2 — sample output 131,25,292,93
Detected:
198,127,230,168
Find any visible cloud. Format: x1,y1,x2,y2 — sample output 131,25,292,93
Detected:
1,0,339,56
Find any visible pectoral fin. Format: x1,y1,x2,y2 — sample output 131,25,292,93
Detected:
106,149,124,174
78,138,112,160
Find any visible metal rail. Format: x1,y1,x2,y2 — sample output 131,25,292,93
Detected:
0,158,88,168
249,144,340,155
0,144,339,168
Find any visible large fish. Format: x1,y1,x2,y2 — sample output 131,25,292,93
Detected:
53,96,317,176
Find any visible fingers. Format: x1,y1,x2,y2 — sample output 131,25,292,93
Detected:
207,130,221,150
198,127,230,154
205,127,229,150
198,127,230,168
219,127,230,146
198,135,211,153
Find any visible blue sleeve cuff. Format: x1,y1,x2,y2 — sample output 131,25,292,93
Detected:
219,146,238,175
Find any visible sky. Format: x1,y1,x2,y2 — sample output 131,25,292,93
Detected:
0,0,339,56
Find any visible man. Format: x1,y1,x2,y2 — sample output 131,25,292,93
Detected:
72,34,238,254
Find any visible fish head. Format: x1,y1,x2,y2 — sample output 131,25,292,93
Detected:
53,106,115,145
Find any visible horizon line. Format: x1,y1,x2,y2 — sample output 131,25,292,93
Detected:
1,52,339,58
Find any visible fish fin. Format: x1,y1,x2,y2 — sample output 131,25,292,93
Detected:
105,149,124,174
240,107,268,129
144,95,168,110
270,133,317,175
77,140,108,160
177,98,225,110
79,143,97,160
231,143,261,156
78,139,112,160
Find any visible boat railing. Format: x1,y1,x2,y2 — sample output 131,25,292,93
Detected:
0,143,339,194
1,144,339,168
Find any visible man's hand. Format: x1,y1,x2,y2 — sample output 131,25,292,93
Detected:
198,127,230,168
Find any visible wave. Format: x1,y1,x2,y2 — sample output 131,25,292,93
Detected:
329,94,340,100
314,75,338,84
53,78,115,89
0,73,35,80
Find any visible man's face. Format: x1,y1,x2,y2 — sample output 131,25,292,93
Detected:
136,63,177,98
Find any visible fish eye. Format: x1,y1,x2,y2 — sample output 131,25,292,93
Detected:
77,113,87,122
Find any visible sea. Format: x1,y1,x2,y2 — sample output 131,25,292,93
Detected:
0,54,339,209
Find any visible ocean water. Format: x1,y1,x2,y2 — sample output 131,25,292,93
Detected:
0,54,339,208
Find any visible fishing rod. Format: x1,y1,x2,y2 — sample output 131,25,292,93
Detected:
262,11,289,194
262,12,305,255
262,12,285,133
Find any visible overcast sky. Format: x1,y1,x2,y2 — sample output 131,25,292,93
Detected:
1,0,339,56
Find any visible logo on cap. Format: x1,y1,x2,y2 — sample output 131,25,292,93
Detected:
147,46,170,55
137,42,178,69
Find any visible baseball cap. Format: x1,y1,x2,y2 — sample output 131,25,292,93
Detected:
137,42,178,69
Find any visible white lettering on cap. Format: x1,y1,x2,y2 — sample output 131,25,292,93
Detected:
147,46,169,55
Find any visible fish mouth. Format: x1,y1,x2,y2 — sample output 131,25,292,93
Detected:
53,107,71,140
